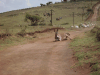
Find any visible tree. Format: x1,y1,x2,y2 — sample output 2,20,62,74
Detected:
40,3,43,7
48,1,53,4
24,13,41,26
43,4,46,6
46,3,49,6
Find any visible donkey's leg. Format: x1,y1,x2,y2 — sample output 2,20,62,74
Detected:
59,36,62,41
68,36,72,40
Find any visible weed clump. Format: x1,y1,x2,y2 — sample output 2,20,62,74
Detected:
96,28,100,41
24,13,42,26
91,26,100,41
17,26,27,37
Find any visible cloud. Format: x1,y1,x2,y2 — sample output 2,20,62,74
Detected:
26,0,32,7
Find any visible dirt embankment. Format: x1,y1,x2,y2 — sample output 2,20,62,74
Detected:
18,27,64,37
0,33,12,39
0,27,64,39
85,1,100,21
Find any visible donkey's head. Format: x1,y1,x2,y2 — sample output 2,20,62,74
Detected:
54,29,58,32
66,33,70,36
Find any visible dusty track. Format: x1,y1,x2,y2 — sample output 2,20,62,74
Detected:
0,27,92,75
85,1,100,22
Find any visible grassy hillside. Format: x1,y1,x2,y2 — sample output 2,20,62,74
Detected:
0,1,99,50
0,1,98,34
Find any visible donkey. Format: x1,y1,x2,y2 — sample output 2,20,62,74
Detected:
54,29,72,41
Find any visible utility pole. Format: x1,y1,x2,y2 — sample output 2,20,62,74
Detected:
73,12,74,26
82,7,85,21
91,0,92,6
50,9,54,26
98,7,100,16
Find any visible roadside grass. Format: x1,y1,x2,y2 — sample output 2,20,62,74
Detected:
0,35,36,50
70,27,100,75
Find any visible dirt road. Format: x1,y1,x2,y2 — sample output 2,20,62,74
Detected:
0,27,92,75
85,1,100,22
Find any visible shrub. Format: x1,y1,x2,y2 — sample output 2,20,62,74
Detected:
87,9,93,13
40,3,43,7
24,13,41,26
17,26,27,37
46,3,49,6
46,1,53,5
43,4,46,6
48,1,53,4
96,28,100,41
91,26,99,33
91,26,100,41
0,24,4,26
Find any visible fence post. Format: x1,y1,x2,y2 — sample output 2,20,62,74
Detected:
82,7,85,21
91,0,92,6
73,12,74,26
50,9,54,26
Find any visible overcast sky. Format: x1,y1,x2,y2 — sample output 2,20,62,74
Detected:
0,0,71,13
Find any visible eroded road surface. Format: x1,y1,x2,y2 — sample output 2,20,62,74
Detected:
0,28,92,75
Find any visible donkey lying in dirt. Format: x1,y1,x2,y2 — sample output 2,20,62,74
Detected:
57,33,72,41
54,29,72,41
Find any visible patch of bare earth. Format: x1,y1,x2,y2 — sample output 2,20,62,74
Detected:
0,27,93,75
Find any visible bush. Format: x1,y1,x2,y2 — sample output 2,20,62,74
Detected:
40,3,43,7
96,28,100,41
87,9,93,12
17,26,27,37
91,26,100,41
0,24,4,26
24,13,41,26
91,26,99,33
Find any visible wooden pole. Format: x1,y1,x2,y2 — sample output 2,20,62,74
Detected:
91,0,92,6
82,7,84,21
73,12,74,26
50,9,53,26
98,7,100,16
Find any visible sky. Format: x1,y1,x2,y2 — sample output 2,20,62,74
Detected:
0,0,70,13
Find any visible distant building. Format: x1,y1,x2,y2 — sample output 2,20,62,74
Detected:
63,0,67,2
61,0,70,2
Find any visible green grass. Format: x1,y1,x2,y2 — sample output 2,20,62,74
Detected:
70,29,100,75
0,1,98,33
0,35,35,50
